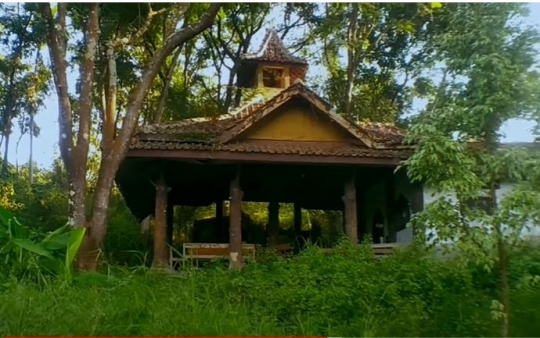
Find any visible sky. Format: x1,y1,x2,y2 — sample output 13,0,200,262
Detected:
5,3,540,169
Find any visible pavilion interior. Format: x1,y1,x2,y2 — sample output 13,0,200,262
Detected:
116,158,420,247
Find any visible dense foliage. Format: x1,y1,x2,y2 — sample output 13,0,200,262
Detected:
1,242,540,337
1,2,540,337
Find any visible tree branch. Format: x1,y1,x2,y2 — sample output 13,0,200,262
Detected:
92,3,222,216
115,3,170,49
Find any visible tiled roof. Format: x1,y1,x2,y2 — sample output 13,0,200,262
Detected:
241,29,308,65
130,139,412,159
130,82,412,160
358,122,406,147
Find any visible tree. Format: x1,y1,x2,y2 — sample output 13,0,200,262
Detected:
309,3,441,122
200,3,272,114
37,2,222,271
403,3,540,336
0,4,50,173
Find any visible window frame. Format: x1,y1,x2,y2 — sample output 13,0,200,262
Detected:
261,66,285,88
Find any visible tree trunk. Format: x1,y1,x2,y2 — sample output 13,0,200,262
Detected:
29,111,34,184
2,134,9,171
41,2,222,272
152,46,182,123
344,3,360,118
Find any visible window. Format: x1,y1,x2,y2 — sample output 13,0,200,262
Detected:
262,67,284,88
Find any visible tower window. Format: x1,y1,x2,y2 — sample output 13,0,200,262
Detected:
262,67,284,88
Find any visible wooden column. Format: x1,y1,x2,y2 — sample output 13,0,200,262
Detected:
268,201,280,246
166,202,174,246
294,203,302,235
152,176,171,269
344,172,358,245
229,171,243,269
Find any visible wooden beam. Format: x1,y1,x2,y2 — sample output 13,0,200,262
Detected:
126,149,405,167
229,169,243,269
343,172,358,245
166,202,174,246
268,201,280,246
152,175,171,269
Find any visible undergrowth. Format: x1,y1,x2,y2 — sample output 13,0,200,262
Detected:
1,241,540,337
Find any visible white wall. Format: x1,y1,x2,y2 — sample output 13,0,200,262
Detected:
422,183,540,242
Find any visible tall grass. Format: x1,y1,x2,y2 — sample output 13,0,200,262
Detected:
1,242,540,337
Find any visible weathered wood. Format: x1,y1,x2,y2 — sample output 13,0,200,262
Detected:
268,201,280,246
229,170,243,269
294,203,302,234
166,202,174,245
152,176,171,269
344,173,358,245
177,243,256,268
127,148,405,167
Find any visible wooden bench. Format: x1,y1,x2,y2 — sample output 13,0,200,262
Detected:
171,243,256,268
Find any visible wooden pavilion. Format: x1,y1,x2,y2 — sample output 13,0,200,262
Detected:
115,30,424,269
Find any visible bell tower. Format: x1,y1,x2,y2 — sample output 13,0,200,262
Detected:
236,30,308,91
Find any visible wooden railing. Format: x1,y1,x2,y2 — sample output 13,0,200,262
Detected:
170,243,256,268
169,242,399,269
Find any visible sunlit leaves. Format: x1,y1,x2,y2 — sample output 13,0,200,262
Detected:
312,3,437,122
405,2,540,284
0,4,50,166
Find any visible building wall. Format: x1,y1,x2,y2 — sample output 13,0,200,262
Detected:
422,182,540,242
241,103,351,142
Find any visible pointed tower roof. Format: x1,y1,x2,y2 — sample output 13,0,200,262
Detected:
240,29,308,65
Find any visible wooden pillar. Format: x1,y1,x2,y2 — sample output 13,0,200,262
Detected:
229,171,243,269
268,201,280,246
152,176,171,269
166,202,174,245
344,172,358,245
294,203,302,234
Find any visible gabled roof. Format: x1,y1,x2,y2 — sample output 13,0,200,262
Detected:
219,80,405,149
240,29,308,65
130,81,411,160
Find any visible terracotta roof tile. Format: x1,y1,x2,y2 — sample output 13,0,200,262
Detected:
358,122,406,147
130,139,412,159
130,82,412,160
241,29,308,65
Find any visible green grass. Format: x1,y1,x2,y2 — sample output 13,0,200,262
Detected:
1,244,540,337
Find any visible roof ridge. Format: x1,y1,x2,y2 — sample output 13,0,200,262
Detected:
241,28,307,65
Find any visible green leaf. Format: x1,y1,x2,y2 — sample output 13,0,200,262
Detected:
0,205,14,228
12,238,54,259
430,2,442,9
66,227,86,271
41,232,71,251
9,217,30,240
43,223,69,242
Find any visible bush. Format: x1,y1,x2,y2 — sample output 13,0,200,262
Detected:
2,243,540,337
